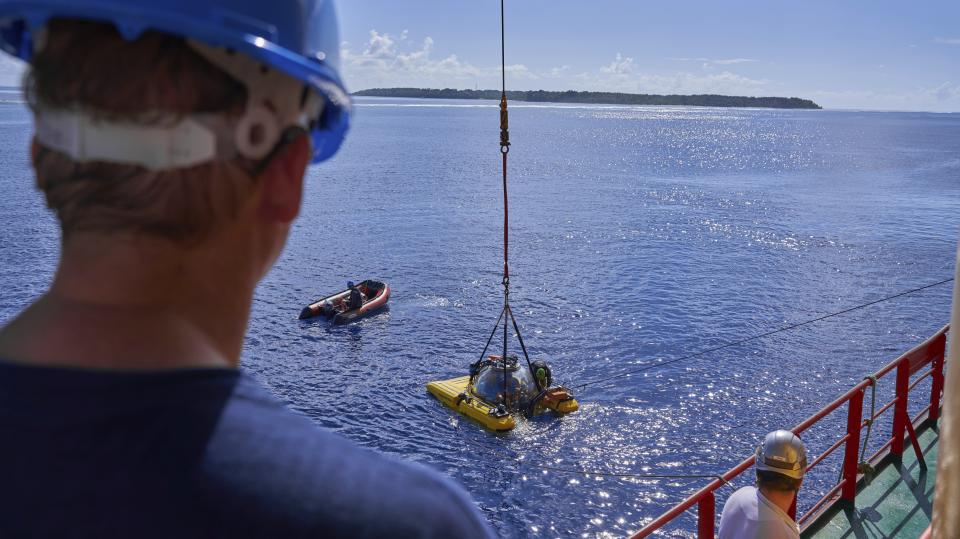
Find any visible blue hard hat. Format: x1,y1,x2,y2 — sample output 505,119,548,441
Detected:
347,281,355,288
0,0,350,163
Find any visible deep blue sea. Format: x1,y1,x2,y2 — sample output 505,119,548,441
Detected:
1,96,959,537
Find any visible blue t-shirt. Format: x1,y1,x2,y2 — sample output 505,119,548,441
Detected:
0,362,494,538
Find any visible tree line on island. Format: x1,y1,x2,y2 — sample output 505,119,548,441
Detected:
354,88,822,110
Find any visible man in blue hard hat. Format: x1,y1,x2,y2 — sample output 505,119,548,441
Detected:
718,430,808,539
0,2,493,538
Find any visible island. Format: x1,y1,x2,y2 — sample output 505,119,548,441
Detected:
354,88,822,110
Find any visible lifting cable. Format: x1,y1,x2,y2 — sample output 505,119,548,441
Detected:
465,63,953,490
477,0,536,400
572,277,954,392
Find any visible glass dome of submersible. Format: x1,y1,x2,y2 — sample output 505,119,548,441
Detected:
470,355,538,411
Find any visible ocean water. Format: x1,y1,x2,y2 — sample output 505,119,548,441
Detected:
1,96,959,537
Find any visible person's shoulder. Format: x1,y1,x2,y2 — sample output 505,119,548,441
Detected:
347,452,496,539
720,486,759,522
719,486,761,539
199,375,495,538
725,486,758,507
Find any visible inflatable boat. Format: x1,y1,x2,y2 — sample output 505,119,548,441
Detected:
298,280,390,324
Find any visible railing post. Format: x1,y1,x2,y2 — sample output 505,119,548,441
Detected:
929,334,946,421
697,491,715,539
892,358,909,456
841,387,864,502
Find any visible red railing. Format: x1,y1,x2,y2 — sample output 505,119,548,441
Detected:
631,325,949,538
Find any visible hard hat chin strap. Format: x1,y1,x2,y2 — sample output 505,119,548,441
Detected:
31,36,323,171
34,108,238,170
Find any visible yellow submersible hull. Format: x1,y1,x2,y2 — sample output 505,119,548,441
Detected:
427,375,579,432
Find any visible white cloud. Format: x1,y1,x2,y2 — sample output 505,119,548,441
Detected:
362,30,397,59
712,58,756,65
809,83,960,112
584,55,770,95
933,37,960,45
343,33,773,97
931,82,960,102
670,57,757,66
600,53,634,75
342,30,533,89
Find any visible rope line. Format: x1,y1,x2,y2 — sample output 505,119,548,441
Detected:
478,306,505,363
859,376,877,465
478,0,534,394
456,429,737,486
527,464,734,487
572,277,954,391
856,375,878,479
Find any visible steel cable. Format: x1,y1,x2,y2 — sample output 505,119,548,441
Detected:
572,277,954,392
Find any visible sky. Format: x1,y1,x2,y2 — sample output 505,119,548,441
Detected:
0,1,956,112
335,0,960,112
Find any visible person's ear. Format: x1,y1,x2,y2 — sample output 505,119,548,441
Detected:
257,132,310,223
31,138,51,191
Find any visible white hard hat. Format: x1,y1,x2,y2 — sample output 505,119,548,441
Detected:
755,430,808,480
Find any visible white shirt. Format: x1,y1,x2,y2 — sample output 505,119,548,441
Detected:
718,486,800,539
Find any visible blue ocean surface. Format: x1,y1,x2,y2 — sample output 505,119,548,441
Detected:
1,96,959,537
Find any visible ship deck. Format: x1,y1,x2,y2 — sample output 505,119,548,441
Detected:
630,327,947,539
803,420,938,539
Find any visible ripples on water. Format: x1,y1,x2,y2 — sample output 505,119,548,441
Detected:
1,98,958,537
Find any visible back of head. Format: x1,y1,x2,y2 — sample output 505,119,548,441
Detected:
26,20,250,244
0,0,352,245
755,429,807,492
